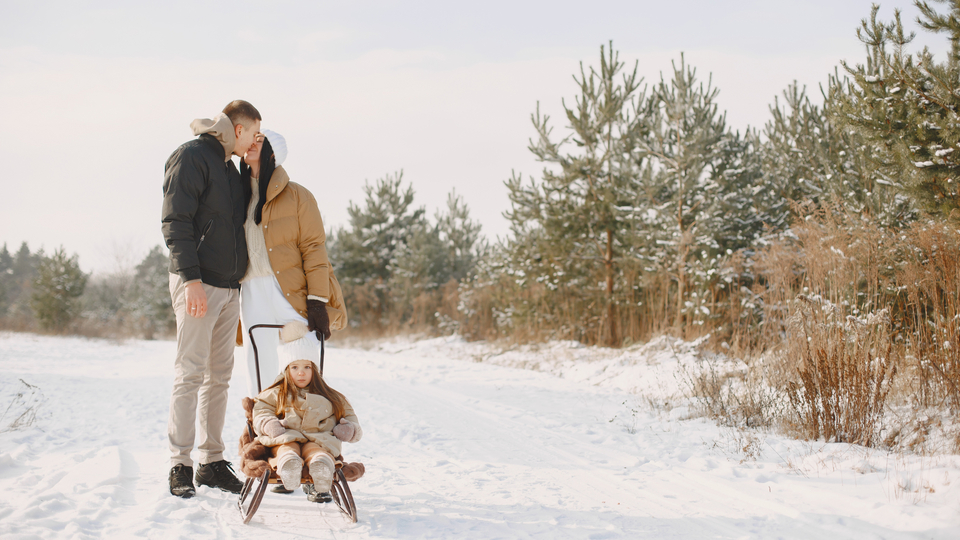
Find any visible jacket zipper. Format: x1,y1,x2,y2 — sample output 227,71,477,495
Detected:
197,219,214,249
228,162,238,279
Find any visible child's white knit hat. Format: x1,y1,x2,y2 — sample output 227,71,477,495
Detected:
277,320,319,370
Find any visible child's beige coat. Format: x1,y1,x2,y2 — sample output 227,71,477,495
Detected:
252,374,362,458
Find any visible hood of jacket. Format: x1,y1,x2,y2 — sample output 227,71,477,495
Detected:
189,113,236,161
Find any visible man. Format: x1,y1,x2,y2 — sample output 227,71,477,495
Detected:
162,100,260,498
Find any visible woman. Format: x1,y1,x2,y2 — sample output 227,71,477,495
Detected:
238,130,347,398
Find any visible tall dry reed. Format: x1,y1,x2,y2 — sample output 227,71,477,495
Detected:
891,222,960,410
785,296,898,445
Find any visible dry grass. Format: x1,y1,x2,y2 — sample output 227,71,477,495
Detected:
0,316,36,333
0,379,44,432
454,259,708,347
893,223,960,411
681,353,786,430
672,204,960,452
440,202,960,453
735,205,903,447
785,296,898,445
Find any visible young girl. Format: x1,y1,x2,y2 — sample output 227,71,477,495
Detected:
252,321,362,501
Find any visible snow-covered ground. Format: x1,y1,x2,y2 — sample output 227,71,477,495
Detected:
0,331,957,539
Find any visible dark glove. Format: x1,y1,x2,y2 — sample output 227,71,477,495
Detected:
306,299,331,340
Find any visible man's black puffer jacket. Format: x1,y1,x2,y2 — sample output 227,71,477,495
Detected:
161,134,248,289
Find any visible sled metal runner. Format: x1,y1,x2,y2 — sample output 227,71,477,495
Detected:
237,324,359,524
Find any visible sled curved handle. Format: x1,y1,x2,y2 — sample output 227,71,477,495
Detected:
248,324,325,394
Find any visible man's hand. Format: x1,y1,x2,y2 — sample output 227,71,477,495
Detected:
185,281,208,318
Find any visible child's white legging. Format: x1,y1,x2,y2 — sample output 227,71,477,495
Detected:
271,442,336,488
240,275,319,396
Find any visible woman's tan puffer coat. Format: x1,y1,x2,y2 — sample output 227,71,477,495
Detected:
236,165,347,344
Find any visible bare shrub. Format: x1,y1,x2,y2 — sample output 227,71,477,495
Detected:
785,295,898,446
338,278,450,341
682,353,786,429
455,275,500,341
340,280,386,336
883,405,960,455
435,279,461,334
608,397,644,434
0,316,36,333
0,379,44,432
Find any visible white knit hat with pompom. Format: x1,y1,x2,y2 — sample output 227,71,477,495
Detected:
277,320,319,370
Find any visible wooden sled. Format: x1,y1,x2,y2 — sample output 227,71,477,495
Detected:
237,324,361,524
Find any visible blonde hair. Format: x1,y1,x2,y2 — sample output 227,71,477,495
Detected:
265,361,347,421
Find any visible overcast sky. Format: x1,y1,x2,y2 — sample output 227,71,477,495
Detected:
0,0,946,273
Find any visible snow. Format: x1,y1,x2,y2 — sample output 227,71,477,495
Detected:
1,331,959,539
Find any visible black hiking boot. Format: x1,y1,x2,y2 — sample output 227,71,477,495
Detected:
169,464,196,498
303,483,333,503
195,460,244,494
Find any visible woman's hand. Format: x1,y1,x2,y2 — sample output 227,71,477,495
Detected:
306,299,331,340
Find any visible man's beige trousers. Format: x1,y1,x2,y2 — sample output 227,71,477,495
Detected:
167,274,240,467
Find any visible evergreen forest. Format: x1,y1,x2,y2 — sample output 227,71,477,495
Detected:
5,0,960,448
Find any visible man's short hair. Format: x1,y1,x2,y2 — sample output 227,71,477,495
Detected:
222,100,261,126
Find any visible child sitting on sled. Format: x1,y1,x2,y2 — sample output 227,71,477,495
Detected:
252,321,363,502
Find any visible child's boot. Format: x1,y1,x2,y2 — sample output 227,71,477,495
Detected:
276,453,304,491
303,482,333,503
308,454,335,496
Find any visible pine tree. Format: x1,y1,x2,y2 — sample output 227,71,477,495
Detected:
82,276,127,328
386,190,485,327
125,246,175,339
332,171,425,283
6,242,39,323
387,219,446,325
30,247,87,332
764,83,839,208
505,42,645,345
762,79,916,222
12,242,37,278
436,189,483,283
833,1,960,217
708,130,777,254
635,54,730,328
330,171,426,327
0,243,12,317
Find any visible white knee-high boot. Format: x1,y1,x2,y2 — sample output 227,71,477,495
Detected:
276,453,304,491
308,454,335,492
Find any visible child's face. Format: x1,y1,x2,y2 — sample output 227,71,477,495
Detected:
288,360,313,389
